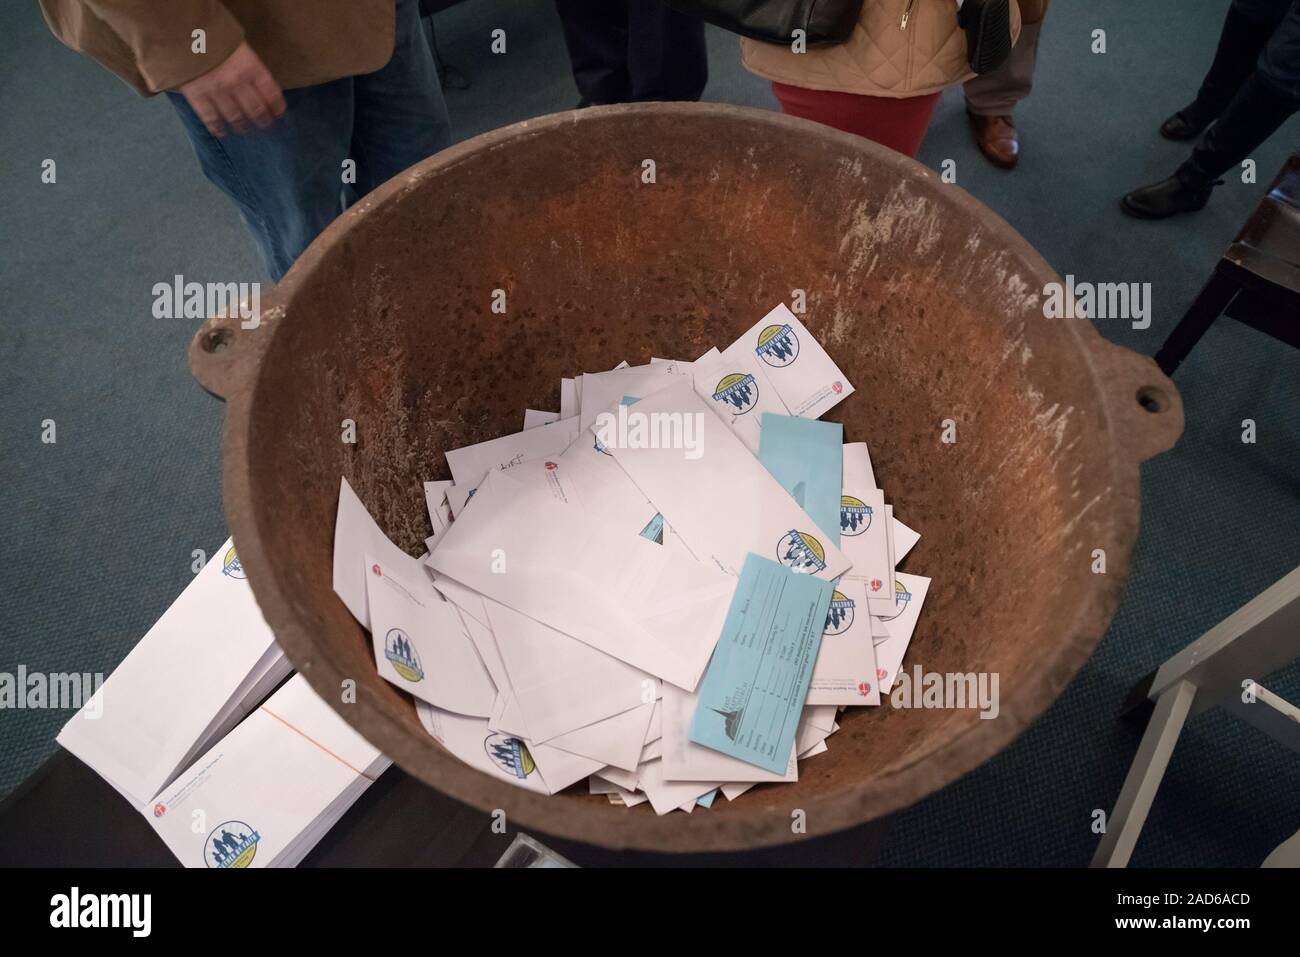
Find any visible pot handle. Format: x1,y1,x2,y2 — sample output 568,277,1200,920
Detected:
1092,340,1185,464
188,305,277,401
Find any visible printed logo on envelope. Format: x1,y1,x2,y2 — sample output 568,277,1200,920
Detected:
711,373,759,414
840,496,874,536
383,628,424,682
484,733,536,779
874,581,914,623
755,323,799,367
824,590,855,636
776,530,826,574
221,546,246,579
204,820,260,869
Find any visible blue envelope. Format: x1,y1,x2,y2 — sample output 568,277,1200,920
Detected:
758,414,843,548
689,553,833,773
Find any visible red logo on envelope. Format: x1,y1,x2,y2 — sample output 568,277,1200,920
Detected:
858,682,871,696
372,564,381,577
877,668,887,682
832,382,843,394
545,461,557,470
870,579,882,592
153,804,166,818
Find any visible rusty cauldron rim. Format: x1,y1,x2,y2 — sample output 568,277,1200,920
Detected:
189,102,1184,853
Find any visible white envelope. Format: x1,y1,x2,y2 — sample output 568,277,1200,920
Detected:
873,572,931,692
57,538,290,809
548,702,655,772
738,303,854,418
844,442,876,490
806,578,881,706
595,764,637,792
426,468,735,690
416,701,551,794
429,572,490,629
660,684,796,783
650,357,695,374
489,688,530,739
423,480,453,533
147,675,387,868
364,555,495,717
577,366,688,434
893,513,920,564
446,484,474,519
558,430,665,539
804,704,838,733
523,408,560,430
602,379,852,581
560,378,577,420
444,415,579,488
526,739,606,794
484,599,652,743
691,343,790,454
333,477,436,631
635,758,720,815
840,481,893,614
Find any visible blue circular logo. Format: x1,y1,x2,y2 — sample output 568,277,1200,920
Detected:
712,373,759,414
824,590,856,636
204,821,260,869
756,323,799,367
384,627,424,682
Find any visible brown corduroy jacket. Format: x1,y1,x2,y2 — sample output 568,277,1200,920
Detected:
39,0,396,96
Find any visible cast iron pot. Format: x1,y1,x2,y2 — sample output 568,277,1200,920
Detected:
189,103,1183,852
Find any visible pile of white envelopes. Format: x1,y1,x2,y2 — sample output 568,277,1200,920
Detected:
333,304,930,814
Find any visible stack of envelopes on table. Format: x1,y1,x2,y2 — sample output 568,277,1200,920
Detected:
333,303,932,814
59,540,389,864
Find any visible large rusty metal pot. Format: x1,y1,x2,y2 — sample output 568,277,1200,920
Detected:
189,103,1183,852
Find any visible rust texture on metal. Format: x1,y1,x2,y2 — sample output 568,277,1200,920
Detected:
189,103,1184,852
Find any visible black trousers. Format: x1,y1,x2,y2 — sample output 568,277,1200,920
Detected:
554,0,708,104
1179,0,1300,183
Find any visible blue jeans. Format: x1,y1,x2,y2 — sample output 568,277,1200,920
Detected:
169,0,451,280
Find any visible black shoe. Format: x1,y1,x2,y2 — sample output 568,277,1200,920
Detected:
1160,107,1214,141
1120,175,1216,220
959,0,1013,75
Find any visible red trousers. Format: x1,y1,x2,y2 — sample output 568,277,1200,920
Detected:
771,81,943,158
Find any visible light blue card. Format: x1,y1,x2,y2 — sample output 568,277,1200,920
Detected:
695,789,718,809
688,553,834,773
758,414,843,548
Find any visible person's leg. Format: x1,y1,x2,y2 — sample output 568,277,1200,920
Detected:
1122,6,1300,222
350,0,452,196
1162,0,1290,139
771,83,942,158
1256,0,1300,100
963,15,1045,168
625,0,708,102
553,0,632,105
168,79,356,281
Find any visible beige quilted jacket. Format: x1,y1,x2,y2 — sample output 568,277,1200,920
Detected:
742,0,1022,98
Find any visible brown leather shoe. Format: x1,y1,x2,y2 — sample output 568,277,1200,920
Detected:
968,112,1020,169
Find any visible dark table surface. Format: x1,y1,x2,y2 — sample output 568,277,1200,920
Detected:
0,750,887,867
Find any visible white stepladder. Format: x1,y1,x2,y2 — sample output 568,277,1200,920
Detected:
1091,565,1300,868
